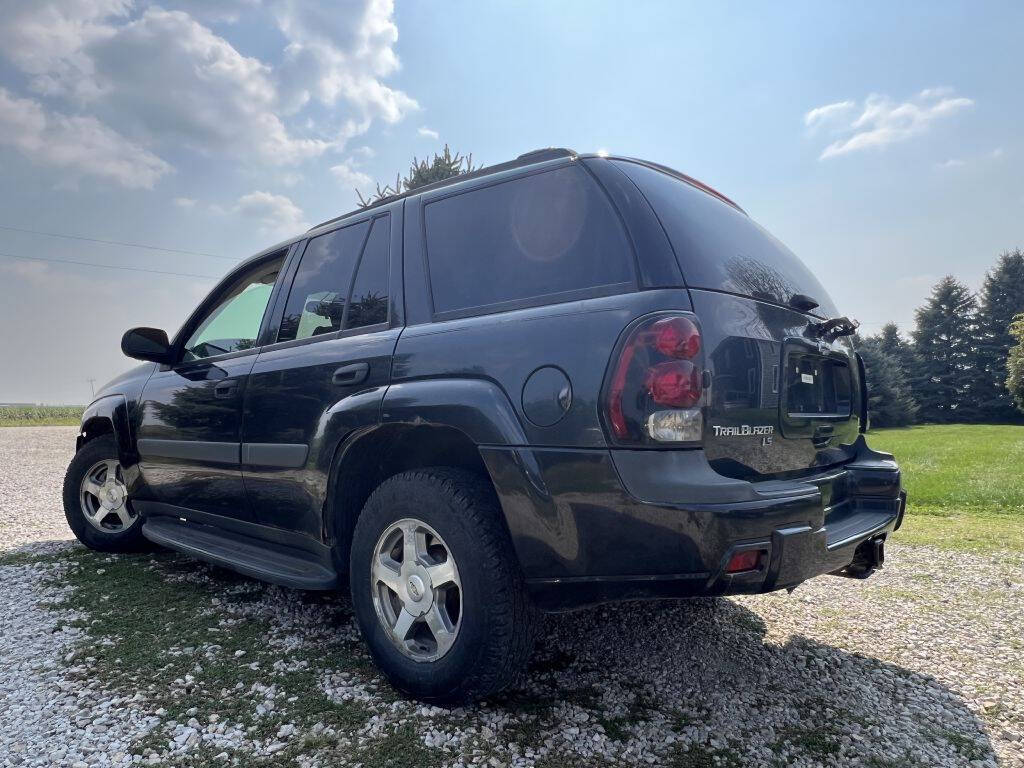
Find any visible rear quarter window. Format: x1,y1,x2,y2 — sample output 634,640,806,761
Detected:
423,165,634,316
612,160,837,317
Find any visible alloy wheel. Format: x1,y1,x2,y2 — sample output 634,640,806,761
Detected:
370,518,462,662
79,458,137,533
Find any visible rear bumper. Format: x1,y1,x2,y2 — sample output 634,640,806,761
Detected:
480,435,905,611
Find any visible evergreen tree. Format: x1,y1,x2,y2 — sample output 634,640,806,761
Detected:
973,250,1024,422
1007,313,1024,414
857,338,919,427
875,322,919,403
876,322,916,370
910,276,979,422
357,145,477,207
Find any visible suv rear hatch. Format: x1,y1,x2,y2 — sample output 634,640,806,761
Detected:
610,158,862,480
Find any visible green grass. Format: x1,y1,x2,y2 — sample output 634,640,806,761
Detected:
869,423,1024,553
0,405,83,427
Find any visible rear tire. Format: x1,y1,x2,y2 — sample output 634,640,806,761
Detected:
349,468,536,705
63,435,152,553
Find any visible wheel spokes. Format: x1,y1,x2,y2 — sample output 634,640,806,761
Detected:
392,608,417,641
424,604,456,655
113,506,134,529
401,522,422,566
83,480,105,499
372,517,461,661
372,556,402,594
425,558,456,588
80,457,134,533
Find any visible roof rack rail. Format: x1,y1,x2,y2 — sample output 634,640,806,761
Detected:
308,148,578,232
515,147,577,161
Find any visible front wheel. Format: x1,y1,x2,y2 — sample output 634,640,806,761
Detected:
349,468,536,705
63,434,151,552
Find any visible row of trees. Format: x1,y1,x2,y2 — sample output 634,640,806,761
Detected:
858,250,1024,427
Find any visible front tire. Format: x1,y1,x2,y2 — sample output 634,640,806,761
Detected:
63,434,151,552
350,468,536,705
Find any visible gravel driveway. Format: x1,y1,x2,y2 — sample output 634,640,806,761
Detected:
1,426,1021,768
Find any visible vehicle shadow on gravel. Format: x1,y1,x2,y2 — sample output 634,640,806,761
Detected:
12,544,996,768
506,597,997,766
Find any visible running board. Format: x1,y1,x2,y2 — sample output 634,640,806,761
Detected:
141,516,339,590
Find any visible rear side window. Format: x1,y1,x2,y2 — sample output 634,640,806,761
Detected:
612,160,838,317
423,165,633,316
346,217,390,329
277,215,390,343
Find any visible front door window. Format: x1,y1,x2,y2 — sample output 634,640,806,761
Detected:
183,260,281,362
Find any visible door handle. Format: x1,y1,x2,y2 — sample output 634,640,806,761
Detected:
214,380,238,398
332,362,369,386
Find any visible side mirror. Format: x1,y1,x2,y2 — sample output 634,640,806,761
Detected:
121,327,173,363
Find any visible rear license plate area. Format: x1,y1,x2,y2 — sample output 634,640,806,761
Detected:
780,345,853,439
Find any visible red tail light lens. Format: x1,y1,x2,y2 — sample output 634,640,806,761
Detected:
603,313,705,443
646,361,701,407
652,316,701,359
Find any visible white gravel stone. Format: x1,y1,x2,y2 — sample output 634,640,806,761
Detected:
1,426,1022,767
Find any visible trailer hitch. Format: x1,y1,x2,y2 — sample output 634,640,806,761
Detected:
832,536,886,579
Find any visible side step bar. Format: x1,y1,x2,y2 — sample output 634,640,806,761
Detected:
141,516,339,590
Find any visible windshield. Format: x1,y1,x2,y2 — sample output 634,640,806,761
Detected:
612,160,838,317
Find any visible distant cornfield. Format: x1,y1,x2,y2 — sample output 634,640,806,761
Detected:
0,406,83,427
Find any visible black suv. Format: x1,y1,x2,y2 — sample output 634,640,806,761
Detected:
64,148,905,703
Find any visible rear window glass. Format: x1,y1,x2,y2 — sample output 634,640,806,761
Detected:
612,160,837,316
424,165,633,315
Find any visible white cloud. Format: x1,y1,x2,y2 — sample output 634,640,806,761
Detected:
991,147,1004,159
0,87,171,189
417,126,439,140
270,0,418,123
234,190,309,237
352,145,376,159
937,158,965,169
0,0,417,187
809,88,973,160
167,0,260,24
918,86,954,100
174,196,197,208
88,8,332,165
803,100,855,129
0,0,132,101
330,160,373,190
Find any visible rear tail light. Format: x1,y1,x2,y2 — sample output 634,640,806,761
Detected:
646,361,701,407
603,313,706,445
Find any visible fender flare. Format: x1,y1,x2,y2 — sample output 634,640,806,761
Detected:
319,378,528,559
78,394,135,465
380,378,527,446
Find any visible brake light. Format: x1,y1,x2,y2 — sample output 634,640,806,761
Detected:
652,316,701,359
646,361,701,407
603,313,706,444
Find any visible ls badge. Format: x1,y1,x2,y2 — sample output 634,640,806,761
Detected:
712,424,775,446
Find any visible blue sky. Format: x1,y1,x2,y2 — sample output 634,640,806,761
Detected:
1,0,1021,403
